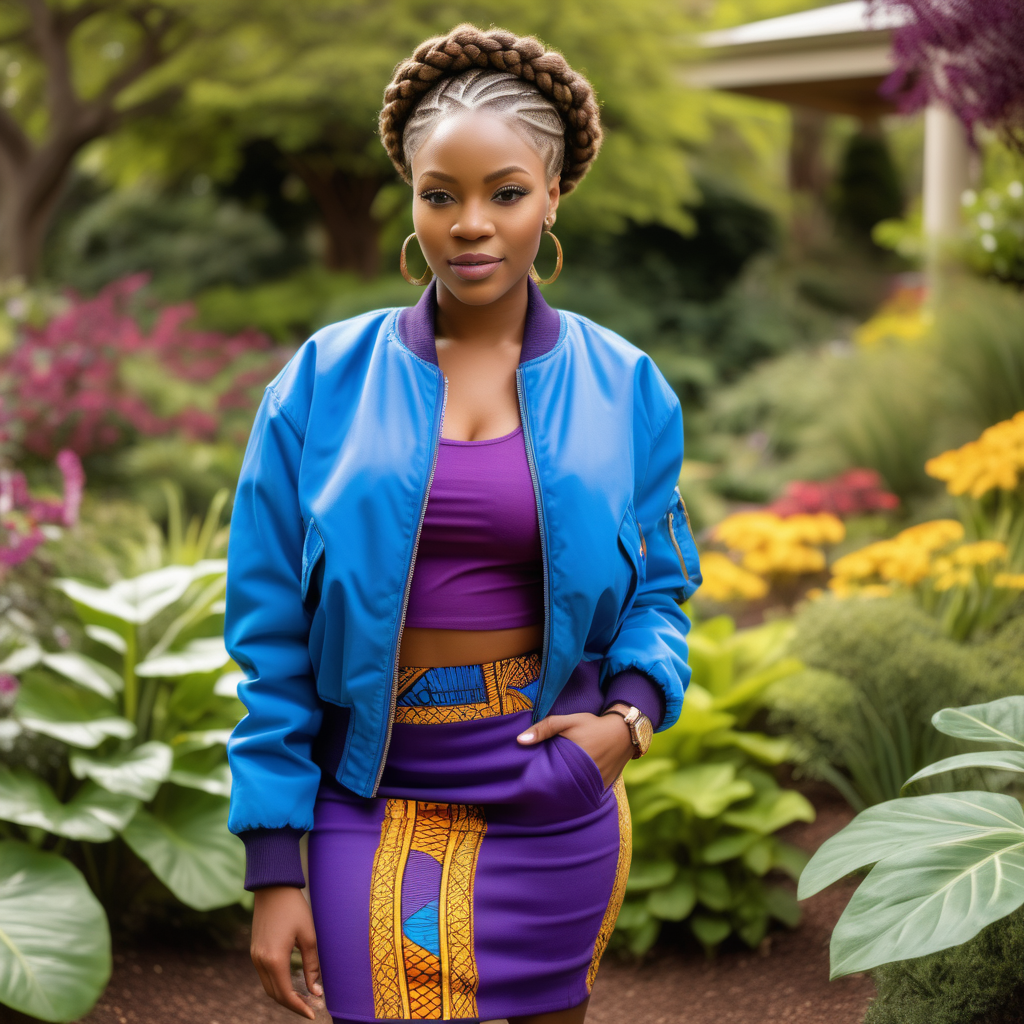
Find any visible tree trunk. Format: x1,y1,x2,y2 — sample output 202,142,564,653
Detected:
0,149,74,279
288,155,385,278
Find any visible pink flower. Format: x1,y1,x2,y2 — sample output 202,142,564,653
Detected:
0,674,18,694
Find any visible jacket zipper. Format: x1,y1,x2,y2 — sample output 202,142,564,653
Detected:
372,372,448,795
516,367,550,722
667,510,690,581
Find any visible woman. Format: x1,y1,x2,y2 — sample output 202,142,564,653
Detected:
226,24,701,1024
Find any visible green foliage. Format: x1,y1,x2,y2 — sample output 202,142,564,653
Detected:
932,278,1024,431
615,616,813,956
769,599,1024,809
961,179,1024,285
800,696,1024,979
0,840,111,1022
49,186,301,302
0,559,247,1020
832,131,905,245
864,906,1024,1024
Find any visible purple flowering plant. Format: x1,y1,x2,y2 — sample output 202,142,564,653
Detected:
873,0,1024,148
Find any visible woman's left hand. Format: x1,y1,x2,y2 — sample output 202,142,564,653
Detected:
517,708,635,788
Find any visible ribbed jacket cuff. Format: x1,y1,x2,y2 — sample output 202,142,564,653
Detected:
603,669,666,730
240,827,306,891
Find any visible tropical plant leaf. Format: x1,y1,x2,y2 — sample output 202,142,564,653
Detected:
691,913,731,947
0,768,139,842
712,659,804,712
120,787,245,911
0,841,110,1022
624,859,677,892
647,876,696,920
41,652,122,699
931,697,1024,749
800,792,1024,902
829,810,1024,977
84,624,127,654
696,867,733,911
14,676,135,748
170,728,233,757
722,789,815,835
659,764,755,818
213,670,245,697
70,742,173,801
0,642,41,674
902,750,1024,793
135,637,231,679
704,730,794,764
167,763,231,798
53,561,226,626
703,830,760,864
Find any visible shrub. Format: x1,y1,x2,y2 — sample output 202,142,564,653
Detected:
770,598,1024,809
615,616,813,955
864,907,1024,1024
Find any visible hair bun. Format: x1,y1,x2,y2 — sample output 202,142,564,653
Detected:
379,23,602,195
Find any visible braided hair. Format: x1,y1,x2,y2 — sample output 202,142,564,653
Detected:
379,24,602,194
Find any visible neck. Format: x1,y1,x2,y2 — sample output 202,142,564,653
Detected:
434,275,530,348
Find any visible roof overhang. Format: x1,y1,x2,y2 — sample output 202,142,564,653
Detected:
687,1,910,118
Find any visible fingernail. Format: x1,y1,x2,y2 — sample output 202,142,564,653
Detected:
313,984,323,996
518,731,534,742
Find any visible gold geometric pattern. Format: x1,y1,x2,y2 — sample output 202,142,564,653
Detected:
395,650,541,724
586,775,632,991
369,798,488,1020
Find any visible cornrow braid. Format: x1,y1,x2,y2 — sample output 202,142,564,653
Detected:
380,24,602,194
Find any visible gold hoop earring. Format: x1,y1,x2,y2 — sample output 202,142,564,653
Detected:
528,229,563,286
400,233,433,286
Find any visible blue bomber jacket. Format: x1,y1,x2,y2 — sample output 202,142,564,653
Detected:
225,279,702,859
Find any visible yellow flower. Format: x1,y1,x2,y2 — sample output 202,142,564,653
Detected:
934,567,973,592
699,551,770,602
994,572,1024,590
859,584,894,599
714,511,843,579
897,520,964,551
925,412,1024,498
951,541,1008,566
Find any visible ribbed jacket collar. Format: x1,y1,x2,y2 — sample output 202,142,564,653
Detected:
396,277,562,366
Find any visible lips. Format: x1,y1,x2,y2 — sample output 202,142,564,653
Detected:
448,253,502,265
447,252,504,282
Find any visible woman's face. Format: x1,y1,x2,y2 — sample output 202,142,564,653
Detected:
410,108,560,306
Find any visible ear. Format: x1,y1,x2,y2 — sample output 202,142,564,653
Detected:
546,176,561,226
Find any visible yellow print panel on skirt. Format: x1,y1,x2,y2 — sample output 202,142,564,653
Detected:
369,799,487,1020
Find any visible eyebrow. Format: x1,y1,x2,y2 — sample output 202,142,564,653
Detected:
418,165,532,185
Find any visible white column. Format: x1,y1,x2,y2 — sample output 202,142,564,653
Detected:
922,102,970,242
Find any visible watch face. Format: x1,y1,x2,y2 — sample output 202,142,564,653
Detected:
634,714,653,755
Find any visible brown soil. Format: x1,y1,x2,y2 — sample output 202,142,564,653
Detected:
31,783,869,1024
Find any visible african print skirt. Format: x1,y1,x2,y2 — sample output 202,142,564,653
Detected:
308,651,631,1023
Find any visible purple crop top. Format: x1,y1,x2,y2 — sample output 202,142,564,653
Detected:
405,425,543,629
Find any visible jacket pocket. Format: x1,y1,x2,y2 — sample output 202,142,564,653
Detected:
300,517,326,611
667,488,702,602
616,501,647,629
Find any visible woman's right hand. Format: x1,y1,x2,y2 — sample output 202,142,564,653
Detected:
251,885,324,1019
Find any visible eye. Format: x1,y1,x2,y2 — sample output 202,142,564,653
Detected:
419,189,454,206
493,185,530,204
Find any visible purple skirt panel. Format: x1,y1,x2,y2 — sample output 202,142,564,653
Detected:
307,654,631,1023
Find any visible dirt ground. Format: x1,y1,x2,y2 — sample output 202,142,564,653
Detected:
48,784,872,1024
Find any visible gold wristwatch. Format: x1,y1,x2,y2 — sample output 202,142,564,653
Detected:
603,704,653,758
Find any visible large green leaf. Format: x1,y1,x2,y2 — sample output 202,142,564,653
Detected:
932,697,1024,748
70,742,173,801
14,677,135,748
53,561,226,626
704,730,794,764
902,750,1024,793
722,789,815,835
170,728,233,757
799,792,1024,900
168,763,231,798
647,876,696,920
0,840,110,1022
828,800,1024,976
658,763,755,818
135,637,230,679
41,652,122,699
712,659,804,712
0,768,139,841
121,787,246,911
625,859,676,892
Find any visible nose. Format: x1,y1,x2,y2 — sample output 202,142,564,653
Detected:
451,198,494,241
